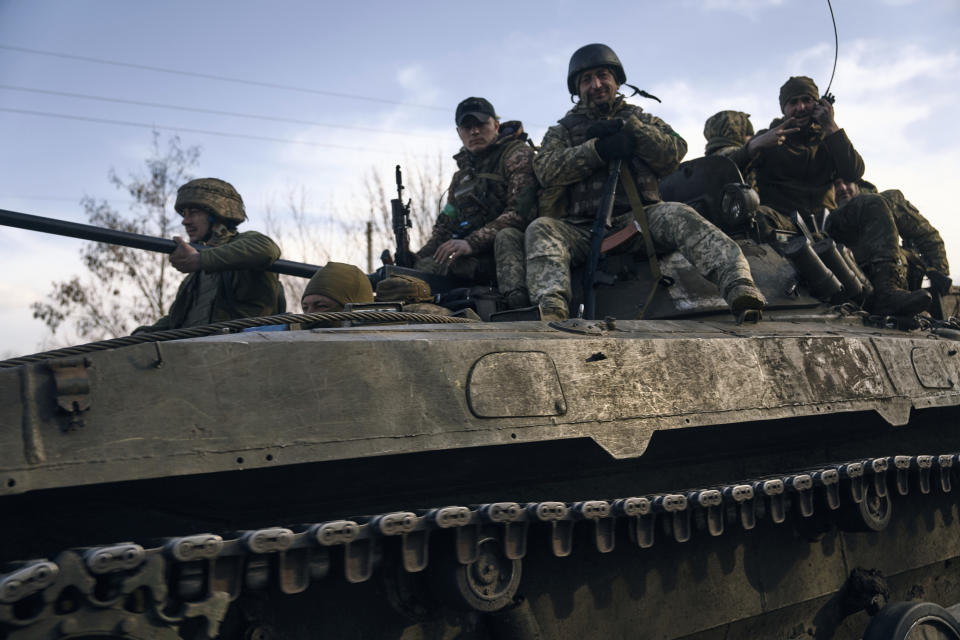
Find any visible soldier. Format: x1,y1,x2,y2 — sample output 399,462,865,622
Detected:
833,177,951,296
745,75,930,316
527,43,766,321
415,97,537,309
703,109,798,237
703,110,755,177
134,178,283,333
301,262,374,313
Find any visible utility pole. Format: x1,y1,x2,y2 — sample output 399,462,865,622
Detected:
366,221,373,272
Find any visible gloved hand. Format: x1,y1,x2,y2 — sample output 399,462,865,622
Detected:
584,119,623,140
594,131,635,161
928,269,952,296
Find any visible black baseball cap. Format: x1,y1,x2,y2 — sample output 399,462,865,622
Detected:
455,97,498,126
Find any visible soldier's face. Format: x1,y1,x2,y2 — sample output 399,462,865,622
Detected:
783,95,817,127
833,178,859,204
181,207,212,243
457,117,499,153
578,67,618,106
302,294,342,314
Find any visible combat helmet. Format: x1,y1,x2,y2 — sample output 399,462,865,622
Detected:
567,44,626,95
175,178,247,226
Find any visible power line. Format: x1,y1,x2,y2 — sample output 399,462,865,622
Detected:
0,84,447,140
0,43,448,112
0,107,418,154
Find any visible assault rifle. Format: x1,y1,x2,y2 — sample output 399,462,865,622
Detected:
581,160,622,320
391,165,414,268
0,208,321,278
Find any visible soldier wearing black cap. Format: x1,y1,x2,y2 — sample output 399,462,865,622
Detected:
133,178,284,333
414,97,537,309
527,44,766,321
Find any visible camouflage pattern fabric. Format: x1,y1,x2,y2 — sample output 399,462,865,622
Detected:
534,97,686,210
175,178,247,224
703,110,754,155
826,193,904,268
704,111,756,189
494,227,529,308
525,202,755,314
134,225,282,333
414,254,493,283
881,189,949,274
754,117,864,217
375,274,432,304
418,135,537,260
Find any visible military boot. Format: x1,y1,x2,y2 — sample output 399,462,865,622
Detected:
723,278,767,316
538,302,568,322
867,260,932,316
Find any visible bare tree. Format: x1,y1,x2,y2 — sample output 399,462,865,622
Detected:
364,151,451,263
31,132,200,341
262,186,350,307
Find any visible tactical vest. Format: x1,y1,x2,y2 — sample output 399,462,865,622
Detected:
444,139,525,237
560,104,661,223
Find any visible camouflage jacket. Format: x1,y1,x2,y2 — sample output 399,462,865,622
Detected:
418,134,537,257
135,226,283,333
841,186,950,274
882,189,949,274
753,119,864,217
534,96,687,224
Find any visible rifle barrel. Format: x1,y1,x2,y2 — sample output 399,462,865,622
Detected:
0,208,320,279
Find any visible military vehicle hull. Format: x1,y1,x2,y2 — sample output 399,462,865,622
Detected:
3,314,960,639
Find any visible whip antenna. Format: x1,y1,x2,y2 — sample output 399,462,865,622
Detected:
824,0,839,101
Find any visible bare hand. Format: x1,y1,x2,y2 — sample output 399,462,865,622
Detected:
812,97,839,135
170,236,202,273
747,119,802,155
434,238,472,264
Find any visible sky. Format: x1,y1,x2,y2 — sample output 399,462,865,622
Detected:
1,0,958,355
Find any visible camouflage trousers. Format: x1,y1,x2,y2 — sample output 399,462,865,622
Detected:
525,202,755,314
494,228,530,308
414,253,496,284
824,193,903,268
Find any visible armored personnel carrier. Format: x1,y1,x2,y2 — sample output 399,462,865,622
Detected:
2,157,960,640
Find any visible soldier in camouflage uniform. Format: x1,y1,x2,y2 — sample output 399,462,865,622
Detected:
703,110,796,235
527,44,765,321
703,110,755,179
415,97,537,309
134,178,284,333
746,75,930,316
834,177,951,296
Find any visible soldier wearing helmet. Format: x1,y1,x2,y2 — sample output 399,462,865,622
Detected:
526,44,766,321
133,178,284,333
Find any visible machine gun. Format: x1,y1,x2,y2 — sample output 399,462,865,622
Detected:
390,165,415,268
0,208,321,278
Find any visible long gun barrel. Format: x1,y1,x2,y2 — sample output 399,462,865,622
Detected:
0,208,321,278
582,160,622,320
